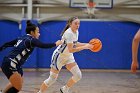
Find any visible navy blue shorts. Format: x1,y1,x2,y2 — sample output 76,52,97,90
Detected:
1,57,23,79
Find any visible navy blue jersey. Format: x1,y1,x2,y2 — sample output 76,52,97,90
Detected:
0,34,56,66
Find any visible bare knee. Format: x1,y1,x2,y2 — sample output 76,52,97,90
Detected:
9,72,23,91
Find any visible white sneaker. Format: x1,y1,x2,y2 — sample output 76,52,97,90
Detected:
60,86,69,93
37,90,43,93
37,91,41,93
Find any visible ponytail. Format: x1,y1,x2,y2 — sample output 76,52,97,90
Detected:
60,24,69,36
26,20,37,34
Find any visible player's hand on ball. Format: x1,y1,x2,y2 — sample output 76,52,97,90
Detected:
84,43,93,49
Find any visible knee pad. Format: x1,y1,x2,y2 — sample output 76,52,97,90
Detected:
44,72,58,87
70,65,82,82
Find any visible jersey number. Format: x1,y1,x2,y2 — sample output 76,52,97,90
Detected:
15,40,22,47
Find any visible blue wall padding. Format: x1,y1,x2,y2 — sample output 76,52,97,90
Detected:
0,20,139,69
0,20,20,66
76,21,140,69
37,21,64,68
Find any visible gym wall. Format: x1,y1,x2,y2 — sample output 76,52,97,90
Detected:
0,20,139,69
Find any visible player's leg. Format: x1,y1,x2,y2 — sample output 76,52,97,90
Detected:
38,51,64,93
1,59,23,93
38,68,59,93
60,62,82,93
6,72,23,93
67,63,82,87
2,83,12,93
3,68,23,93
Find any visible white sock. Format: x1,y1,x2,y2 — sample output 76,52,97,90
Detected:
37,90,42,93
64,85,70,90
0,90,2,93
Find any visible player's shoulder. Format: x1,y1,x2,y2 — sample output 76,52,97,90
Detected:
18,35,33,42
64,28,73,35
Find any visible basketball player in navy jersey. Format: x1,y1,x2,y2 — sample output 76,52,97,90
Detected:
0,20,62,93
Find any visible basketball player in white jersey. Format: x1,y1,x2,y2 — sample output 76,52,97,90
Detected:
38,17,92,93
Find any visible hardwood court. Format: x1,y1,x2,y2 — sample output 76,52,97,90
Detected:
0,70,140,93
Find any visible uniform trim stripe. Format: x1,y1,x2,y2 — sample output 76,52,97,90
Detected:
51,41,67,70
52,52,59,70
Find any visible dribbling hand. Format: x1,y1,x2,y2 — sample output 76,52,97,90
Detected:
84,44,93,49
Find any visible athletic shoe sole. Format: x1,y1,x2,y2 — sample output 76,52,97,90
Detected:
60,88,63,93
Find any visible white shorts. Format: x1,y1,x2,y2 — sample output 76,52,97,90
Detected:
50,51,75,70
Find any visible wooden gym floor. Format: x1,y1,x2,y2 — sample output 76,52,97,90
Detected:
0,69,140,93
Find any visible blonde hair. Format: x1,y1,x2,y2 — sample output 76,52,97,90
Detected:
60,17,78,36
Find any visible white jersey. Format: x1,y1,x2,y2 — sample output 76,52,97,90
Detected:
55,27,79,54
51,28,79,70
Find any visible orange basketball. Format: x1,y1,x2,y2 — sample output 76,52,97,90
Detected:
89,38,102,52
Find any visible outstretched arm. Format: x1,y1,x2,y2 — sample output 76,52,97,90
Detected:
131,29,140,73
76,42,88,47
65,33,92,53
0,39,17,51
67,43,92,53
31,38,62,48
